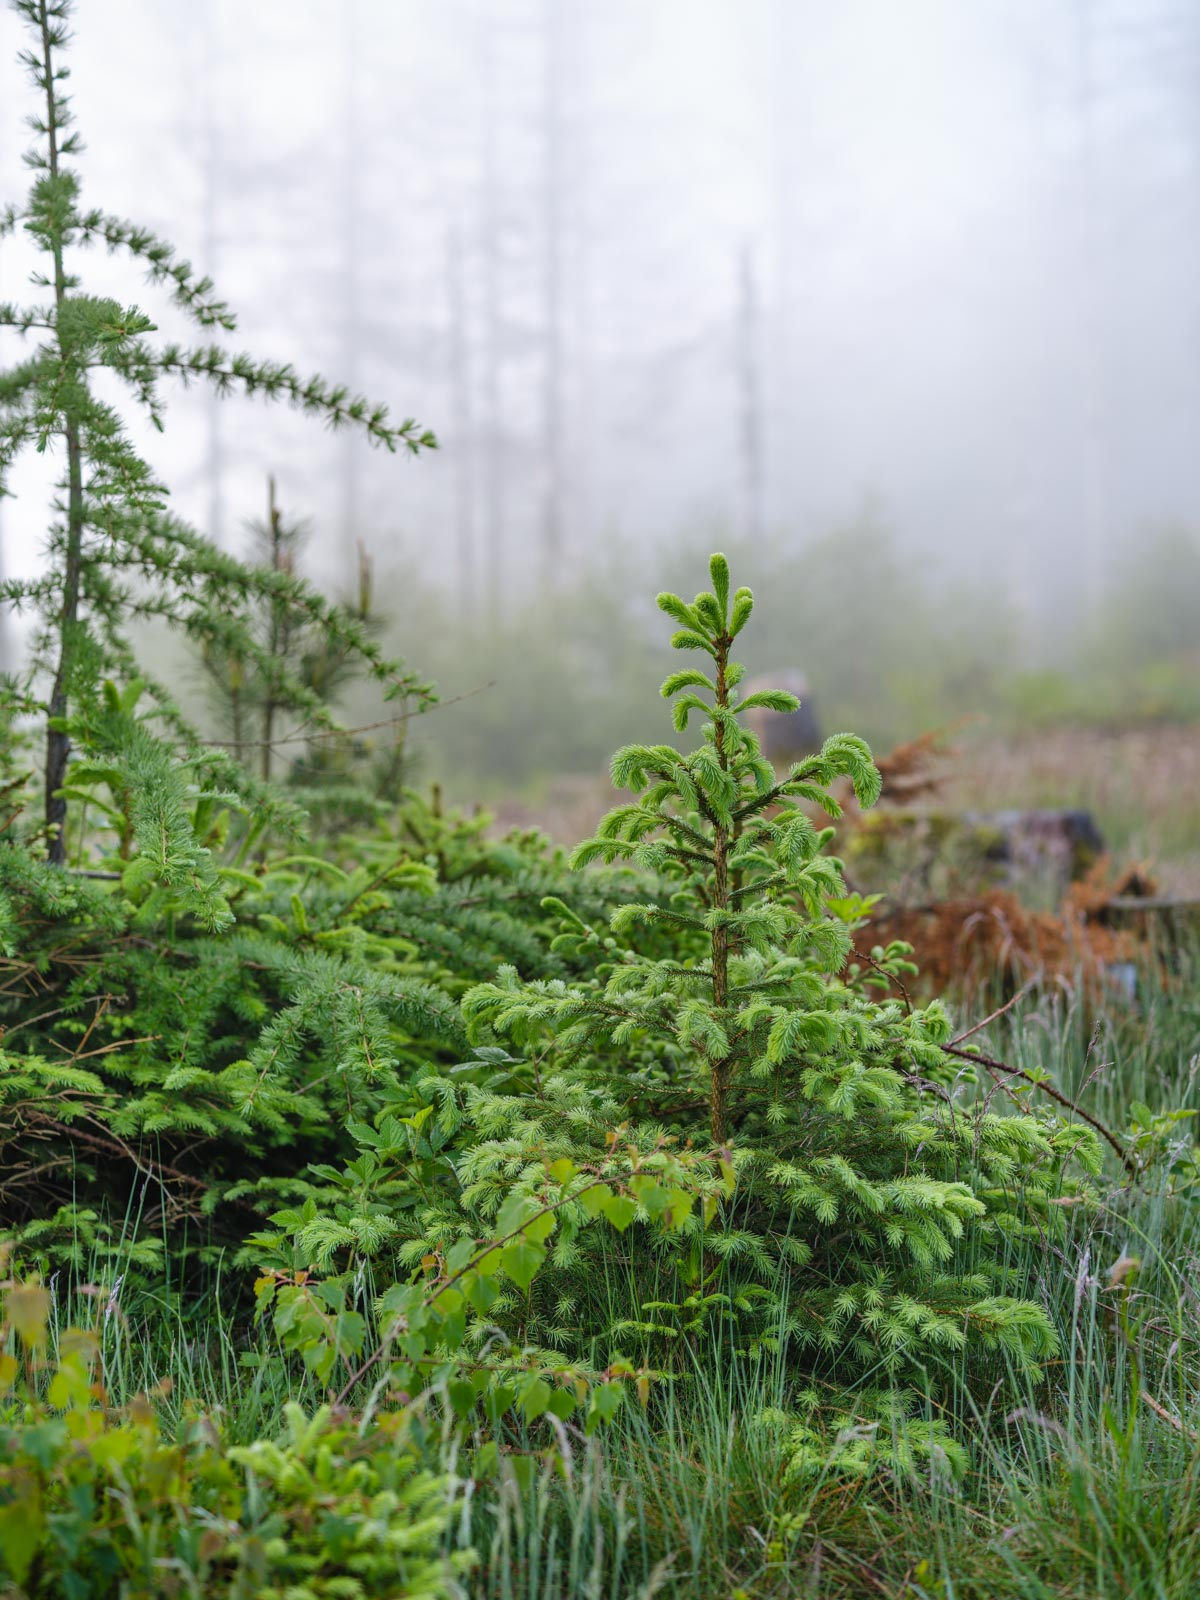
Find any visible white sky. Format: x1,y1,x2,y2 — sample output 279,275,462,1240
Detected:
1,0,1195,632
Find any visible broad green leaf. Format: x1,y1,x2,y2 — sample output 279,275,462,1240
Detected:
7,1284,50,1348
600,1193,638,1233
448,1379,477,1419
547,1387,577,1420
518,1375,553,1420
496,1193,537,1238
579,1184,611,1218
501,1238,545,1291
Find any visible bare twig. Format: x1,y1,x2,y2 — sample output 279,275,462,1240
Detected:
201,681,496,752
851,945,912,1013
941,1042,1133,1171
948,976,1039,1047
1139,1389,1199,1442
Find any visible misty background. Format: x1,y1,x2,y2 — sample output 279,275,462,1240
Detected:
1,0,1198,792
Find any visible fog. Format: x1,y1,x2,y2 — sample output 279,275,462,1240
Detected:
1,0,1197,637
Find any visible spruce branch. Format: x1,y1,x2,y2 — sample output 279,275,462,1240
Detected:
75,209,237,329
149,345,438,453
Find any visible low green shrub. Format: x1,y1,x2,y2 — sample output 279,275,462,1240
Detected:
0,1269,469,1600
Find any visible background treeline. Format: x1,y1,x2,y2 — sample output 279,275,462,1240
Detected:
362,513,1200,794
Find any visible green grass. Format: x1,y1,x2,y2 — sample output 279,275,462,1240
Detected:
439,944,1200,1598
11,944,1199,1600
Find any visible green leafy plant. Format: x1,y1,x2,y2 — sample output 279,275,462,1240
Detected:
0,1263,468,1599
252,1141,710,1440
0,780,670,1285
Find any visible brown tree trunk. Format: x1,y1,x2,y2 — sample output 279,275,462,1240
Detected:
710,633,732,1145
40,2,85,866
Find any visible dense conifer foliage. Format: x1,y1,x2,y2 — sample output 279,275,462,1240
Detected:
2,6,1197,1598
0,544,1159,1600
439,556,1099,1381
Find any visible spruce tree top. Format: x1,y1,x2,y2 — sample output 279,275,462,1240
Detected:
468,553,915,1145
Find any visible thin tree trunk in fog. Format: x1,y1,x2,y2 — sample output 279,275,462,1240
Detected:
769,0,799,540
0,503,8,678
1072,0,1109,612
261,477,285,784
0,22,12,675
447,225,475,619
41,7,85,864
480,8,504,619
540,0,565,587
737,241,765,544
339,0,364,569
1007,15,1056,625
201,5,224,549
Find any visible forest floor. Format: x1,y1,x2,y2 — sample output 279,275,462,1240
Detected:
491,721,1200,897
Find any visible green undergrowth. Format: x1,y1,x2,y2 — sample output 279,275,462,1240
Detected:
3,1,1197,1590
1,552,1198,1600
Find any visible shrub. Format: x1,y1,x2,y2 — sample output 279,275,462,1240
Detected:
407,554,1103,1387
0,781,669,1280
0,1267,470,1600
